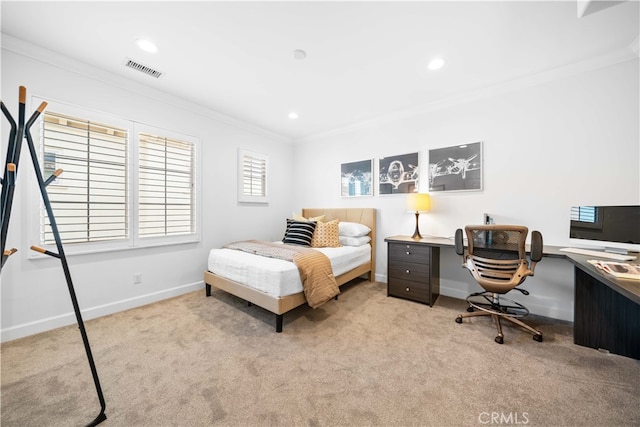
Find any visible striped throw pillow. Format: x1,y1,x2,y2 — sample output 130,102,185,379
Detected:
282,219,317,246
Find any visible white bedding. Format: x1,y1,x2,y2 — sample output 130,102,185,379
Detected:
207,244,371,298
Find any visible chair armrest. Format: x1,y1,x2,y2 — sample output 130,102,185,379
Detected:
530,231,543,262
455,228,465,255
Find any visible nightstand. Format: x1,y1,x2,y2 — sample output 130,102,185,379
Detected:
385,236,440,306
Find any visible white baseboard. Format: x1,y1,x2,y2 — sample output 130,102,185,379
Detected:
1,281,204,342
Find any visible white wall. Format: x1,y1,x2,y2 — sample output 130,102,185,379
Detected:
1,40,295,341
292,57,640,321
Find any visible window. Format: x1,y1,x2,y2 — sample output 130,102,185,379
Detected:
238,149,268,203
571,206,597,223
41,111,128,244
33,99,200,255
138,132,195,237
570,206,602,230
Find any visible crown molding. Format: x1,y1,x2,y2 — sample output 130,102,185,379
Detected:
1,34,293,144
297,45,638,144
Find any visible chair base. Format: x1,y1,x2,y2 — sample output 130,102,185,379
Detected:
455,292,543,344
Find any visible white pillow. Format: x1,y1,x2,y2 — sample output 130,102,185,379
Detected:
339,235,371,247
338,221,371,237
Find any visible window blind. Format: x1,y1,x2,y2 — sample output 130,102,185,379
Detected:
41,111,128,244
571,206,597,223
138,132,195,237
238,149,268,203
242,154,266,197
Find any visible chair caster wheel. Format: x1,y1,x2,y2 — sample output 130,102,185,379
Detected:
495,336,504,344
466,306,475,312
455,316,463,324
533,334,543,342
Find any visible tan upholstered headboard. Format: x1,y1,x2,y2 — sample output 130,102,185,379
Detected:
302,208,376,280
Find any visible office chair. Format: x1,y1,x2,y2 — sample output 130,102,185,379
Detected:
454,225,544,344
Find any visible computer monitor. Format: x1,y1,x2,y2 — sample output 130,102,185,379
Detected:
569,205,640,254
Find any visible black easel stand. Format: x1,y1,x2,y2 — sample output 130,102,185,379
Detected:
1,86,107,426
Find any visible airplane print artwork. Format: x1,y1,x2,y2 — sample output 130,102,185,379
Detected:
341,159,373,197
428,142,482,192
379,152,419,194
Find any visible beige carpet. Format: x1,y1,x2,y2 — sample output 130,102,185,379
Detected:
2,279,639,426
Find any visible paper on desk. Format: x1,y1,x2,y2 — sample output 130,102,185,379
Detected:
588,260,640,280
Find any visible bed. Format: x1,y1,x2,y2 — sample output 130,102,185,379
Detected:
204,208,376,332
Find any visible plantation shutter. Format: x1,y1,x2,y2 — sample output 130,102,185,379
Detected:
138,132,195,237
238,149,268,203
40,111,128,244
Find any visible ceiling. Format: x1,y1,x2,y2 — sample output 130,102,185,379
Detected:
1,1,638,141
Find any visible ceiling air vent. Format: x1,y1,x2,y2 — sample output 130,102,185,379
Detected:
124,58,163,79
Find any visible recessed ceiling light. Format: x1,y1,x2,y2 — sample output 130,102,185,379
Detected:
293,49,306,60
288,112,299,120
136,39,158,53
427,57,445,71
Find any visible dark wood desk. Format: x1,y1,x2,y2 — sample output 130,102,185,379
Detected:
385,236,640,359
564,253,639,359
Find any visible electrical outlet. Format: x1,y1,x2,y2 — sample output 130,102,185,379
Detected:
133,273,142,284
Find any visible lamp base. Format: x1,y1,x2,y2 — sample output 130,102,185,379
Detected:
411,211,422,240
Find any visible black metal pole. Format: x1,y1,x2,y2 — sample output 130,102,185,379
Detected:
1,102,17,236
24,102,107,426
0,88,25,269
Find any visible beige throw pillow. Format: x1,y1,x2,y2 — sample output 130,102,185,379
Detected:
292,213,326,222
311,219,341,248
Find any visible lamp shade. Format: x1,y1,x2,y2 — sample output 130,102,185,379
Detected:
407,193,431,212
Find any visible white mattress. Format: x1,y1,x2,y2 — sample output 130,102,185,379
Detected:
207,244,371,298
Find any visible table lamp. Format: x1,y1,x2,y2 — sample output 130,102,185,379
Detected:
407,193,431,239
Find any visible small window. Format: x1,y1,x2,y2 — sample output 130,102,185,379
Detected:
570,206,603,230
238,149,268,203
571,206,597,223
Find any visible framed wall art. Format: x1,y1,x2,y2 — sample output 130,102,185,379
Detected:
341,159,373,197
379,152,419,195
428,142,482,192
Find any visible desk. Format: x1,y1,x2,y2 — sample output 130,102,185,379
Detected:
385,235,640,359
564,253,640,359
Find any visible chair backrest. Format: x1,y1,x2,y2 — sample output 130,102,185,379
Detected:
467,225,528,259
455,225,543,294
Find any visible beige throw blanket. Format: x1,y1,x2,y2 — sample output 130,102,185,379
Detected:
223,240,340,308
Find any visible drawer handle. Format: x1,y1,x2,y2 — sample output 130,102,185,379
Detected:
406,251,410,255
406,269,410,274
406,287,410,292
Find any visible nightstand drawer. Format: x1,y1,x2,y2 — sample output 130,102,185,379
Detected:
388,242,431,263
388,278,430,303
388,260,429,282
